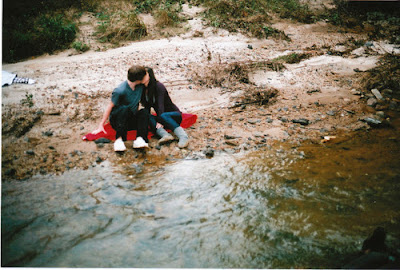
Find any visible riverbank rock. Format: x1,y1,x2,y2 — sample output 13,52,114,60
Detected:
371,89,384,101
292,118,310,126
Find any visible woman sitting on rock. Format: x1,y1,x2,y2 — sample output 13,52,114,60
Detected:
141,67,189,148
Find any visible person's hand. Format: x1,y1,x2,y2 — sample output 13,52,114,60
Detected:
92,125,106,135
156,122,163,129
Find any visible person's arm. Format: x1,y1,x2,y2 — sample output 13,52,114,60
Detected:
92,102,114,134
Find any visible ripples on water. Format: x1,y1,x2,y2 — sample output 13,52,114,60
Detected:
2,131,400,268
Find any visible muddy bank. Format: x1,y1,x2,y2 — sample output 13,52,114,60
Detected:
2,9,400,180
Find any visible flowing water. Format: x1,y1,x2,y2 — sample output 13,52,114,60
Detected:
2,129,400,268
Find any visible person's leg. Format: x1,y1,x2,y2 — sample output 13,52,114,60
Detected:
150,113,173,144
110,105,131,151
158,111,182,131
128,109,149,148
135,109,150,143
149,114,158,132
159,112,188,148
110,105,133,141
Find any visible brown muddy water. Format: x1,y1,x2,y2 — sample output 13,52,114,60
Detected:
2,127,400,268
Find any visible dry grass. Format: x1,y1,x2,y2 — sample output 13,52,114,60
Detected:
189,59,279,107
361,54,400,98
155,10,175,27
96,11,147,44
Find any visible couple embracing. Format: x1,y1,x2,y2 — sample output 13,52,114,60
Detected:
92,65,189,152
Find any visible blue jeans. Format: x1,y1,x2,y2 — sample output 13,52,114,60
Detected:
150,111,182,131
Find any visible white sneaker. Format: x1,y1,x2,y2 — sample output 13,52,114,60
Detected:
133,136,149,148
114,138,126,152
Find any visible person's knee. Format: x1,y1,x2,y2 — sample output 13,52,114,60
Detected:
137,109,150,119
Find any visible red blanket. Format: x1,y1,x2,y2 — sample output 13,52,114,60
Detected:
82,113,197,141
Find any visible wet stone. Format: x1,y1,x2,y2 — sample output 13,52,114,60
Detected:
326,111,336,116
95,138,112,144
376,111,385,119
42,130,54,137
224,134,239,140
307,89,321,94
26,150,35,155
96,143,105,148
371,89,384,101
280,117,289,123
292,119,310,126
367,98,378,107
253,132,264,138
204,148,215,158
225,140,239,146
361,117,382,127
248,119,261,124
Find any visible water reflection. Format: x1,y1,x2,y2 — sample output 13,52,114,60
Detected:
2,132,400,268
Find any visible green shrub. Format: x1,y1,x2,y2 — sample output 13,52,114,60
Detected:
326,0,399,41
21,93,34,108
194,0,314,39
155,1,186,27
3,0,82,62
132,0,160,13
72,41,91,52
3,14,77,62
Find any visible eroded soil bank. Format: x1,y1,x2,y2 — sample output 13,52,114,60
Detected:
2,4,400,180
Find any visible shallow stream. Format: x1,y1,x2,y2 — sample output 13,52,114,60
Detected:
2,129,400,268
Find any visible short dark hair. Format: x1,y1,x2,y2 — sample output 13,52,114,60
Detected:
127,65,146,82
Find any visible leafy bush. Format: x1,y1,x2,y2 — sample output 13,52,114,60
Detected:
326,0,400,42
3,0,82,62
193,0,312,39
3,14,77,62
72,41,91,52
132,0,160,13
155,2,186,27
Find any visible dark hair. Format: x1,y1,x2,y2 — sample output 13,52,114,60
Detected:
141,67,157,109
127,65,146,82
